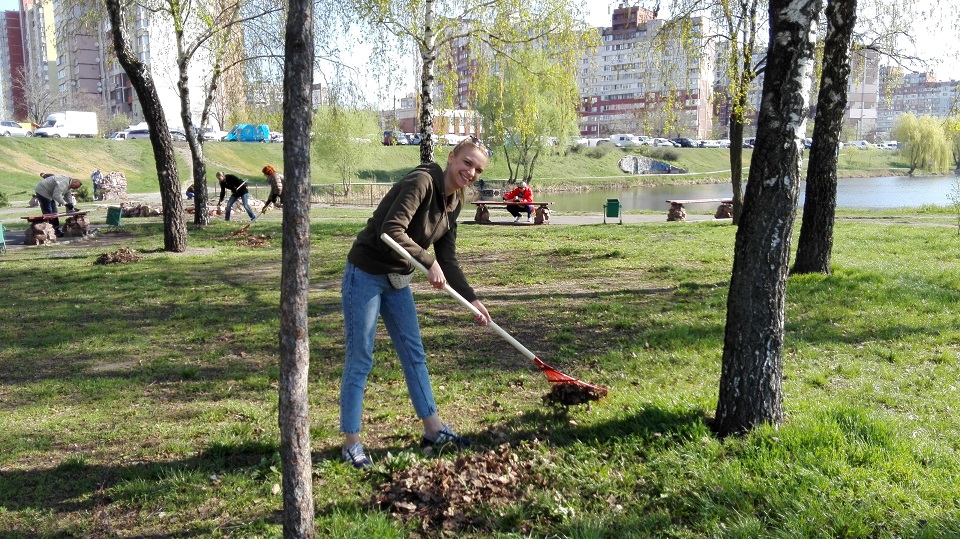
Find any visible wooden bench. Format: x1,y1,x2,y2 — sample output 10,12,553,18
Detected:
21,211,90,242
665,198,732,221
21,210,88,223
472,201,554,225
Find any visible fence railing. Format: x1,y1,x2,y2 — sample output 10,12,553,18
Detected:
200,179,516,206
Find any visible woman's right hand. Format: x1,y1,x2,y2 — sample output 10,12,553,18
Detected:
427,260,447,289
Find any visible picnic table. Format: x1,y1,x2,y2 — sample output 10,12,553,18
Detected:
665,198,733,221
472,201,554,225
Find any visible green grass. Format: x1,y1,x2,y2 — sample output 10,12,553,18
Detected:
2,208,960,536
0,138,912,200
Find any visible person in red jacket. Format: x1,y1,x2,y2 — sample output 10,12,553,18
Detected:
503,181,533,222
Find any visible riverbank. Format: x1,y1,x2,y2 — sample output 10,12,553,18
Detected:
0,137,915,198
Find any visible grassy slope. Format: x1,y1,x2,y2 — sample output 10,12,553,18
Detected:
0,138,911,199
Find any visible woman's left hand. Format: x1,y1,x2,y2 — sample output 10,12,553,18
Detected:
471,300,491,326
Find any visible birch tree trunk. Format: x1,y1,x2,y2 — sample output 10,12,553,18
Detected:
279,0,315,534
792,0,859,275
104,0,186,252
418,0,437,164
715,0,823,437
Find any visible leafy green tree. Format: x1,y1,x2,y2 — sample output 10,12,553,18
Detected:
312,102,380,195
105,0,186,252
351,0,590,164
944,115,960,172
893,113,951,175
472,43,581,183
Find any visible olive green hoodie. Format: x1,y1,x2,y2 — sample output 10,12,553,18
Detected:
347,162,477,302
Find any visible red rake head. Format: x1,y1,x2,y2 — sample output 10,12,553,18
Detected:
533,357,608,397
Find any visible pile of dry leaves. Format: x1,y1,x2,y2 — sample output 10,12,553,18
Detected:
226,226,271,248
94,248,141,265
374,444,546,536
541,382,606,406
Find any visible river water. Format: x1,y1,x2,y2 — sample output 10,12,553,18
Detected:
524,175,960,212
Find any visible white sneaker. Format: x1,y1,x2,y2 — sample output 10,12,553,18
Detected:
526,216,532,222
514,215,521,222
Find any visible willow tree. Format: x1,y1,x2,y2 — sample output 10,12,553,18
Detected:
471,15,589,183
715,0,823,437
893,113,953,175
352,0,589,164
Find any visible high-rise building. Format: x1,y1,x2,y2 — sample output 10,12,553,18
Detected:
845,48,880,140
0,10,26,119
578,5,716,139
876,69,959,139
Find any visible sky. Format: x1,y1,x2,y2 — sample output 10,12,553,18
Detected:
1,0,955,85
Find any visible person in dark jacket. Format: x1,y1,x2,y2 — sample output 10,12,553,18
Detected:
215,171,256,222
340,136,492,469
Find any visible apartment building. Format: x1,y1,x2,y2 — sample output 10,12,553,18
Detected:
0,0,231,131
578,5,716,139
875,70,959,138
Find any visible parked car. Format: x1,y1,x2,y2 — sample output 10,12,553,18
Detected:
652,137,677,147
405,132,422,145
672,138,696,148
609,133,644,147
0,120,32,137
743,137,756,148
440,133,467,146
225,124,269,142
846,140,874,150
128,128,150,140
382,130,408,145
717,139,732,148
108,131,128,141
699,139,721,148
169,129,186,141
201,127,228,141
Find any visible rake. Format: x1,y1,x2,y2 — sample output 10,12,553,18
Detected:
381,233,607,397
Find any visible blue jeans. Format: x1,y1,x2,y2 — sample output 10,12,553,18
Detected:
35,194,61,231
340,261,438,434
507,204,533,218
225,192,256,221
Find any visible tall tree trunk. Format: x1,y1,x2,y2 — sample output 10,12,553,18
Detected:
729,101,745,225
792,0,859,275
105,0,186,252
418,0,437,164
279,0,315,535
178,61,211,227
715,0,823,437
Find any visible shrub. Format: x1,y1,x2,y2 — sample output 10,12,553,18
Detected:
75,186,93,202
585,144,616,159
0,191,8,208
648,147,680,161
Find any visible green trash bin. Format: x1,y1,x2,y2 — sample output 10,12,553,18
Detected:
106,206,122,227
604,198,622,224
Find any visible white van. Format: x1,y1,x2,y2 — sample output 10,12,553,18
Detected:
609,134,643,147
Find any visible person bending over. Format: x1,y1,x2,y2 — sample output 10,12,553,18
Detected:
339,136,492,469
216,171,256,222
